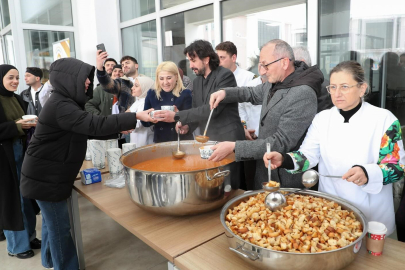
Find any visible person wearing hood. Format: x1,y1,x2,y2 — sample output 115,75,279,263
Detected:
0,64,39,260
209,39,323,189
128,76,155,147
20,58,154,270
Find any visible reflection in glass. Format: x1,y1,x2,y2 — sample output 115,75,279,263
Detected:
122,21,157,78
24,30,75,74
221,0,307,75
3,31,15,65
20,0,73,26
161,0,193,10
120,0,155,22
0,0,10,27
319,0,405,123
162,5,214,81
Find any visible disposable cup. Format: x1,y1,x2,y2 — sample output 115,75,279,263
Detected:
366,221,387,256
161,105,175,111
85,140,92,161
22,115,37,123
89,140,106,169
122,143,136,154
199,145,213,159
107,148,123,179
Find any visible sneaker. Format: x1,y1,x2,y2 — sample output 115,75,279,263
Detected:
8,249,35,259
0,232,5,241
30,238,41,249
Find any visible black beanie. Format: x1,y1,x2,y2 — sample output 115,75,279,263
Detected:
26,67,43,79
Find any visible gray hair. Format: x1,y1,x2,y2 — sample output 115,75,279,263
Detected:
293,46,312,66
264,39,295,62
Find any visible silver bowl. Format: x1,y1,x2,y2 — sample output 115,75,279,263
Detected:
220,189,368,270
120,140,236,216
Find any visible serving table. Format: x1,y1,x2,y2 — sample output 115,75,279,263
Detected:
69,173,243,270
75,159,110,179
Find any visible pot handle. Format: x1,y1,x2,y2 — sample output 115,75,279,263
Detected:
229,245,260,261
206,168,230,181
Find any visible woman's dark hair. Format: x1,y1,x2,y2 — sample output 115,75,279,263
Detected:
183,40,219,71
329,60,365,84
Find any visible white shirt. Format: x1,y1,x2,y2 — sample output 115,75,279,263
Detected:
39,82,53,107
129,97,154,147
290,102,405,235
30,85,42,106
238,77,263,136
233,66,254,87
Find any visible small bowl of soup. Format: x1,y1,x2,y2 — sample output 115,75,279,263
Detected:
199,145,214,159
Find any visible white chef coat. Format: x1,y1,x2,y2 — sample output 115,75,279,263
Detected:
233,66,255,87
129,97,154,147
288,102,405,235
238,76,263,136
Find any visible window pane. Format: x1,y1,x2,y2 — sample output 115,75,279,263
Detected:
4,31,15,65
162,5,214,81
122,21,157,78
20,0,73,26
1,0,11,28
120,0,155,22
319,0,405,123
221,0,307,74
24,30,76,75
160,0,193,10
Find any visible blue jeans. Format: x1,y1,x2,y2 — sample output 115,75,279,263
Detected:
3,139,36,254
36,199,79,270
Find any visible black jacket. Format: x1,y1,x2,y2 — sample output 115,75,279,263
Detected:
21,58,138,202
20,86,43,116
0,94,27,231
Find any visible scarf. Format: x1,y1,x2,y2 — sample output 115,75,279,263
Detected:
0,64,18,97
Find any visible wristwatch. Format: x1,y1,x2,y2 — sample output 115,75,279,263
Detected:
174,112,180,121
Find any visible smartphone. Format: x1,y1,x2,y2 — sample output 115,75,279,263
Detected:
96,43,106,53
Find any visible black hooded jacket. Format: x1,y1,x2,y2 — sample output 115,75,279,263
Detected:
20,58,138,202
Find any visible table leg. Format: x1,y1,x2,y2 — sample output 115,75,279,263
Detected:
68,190,86,270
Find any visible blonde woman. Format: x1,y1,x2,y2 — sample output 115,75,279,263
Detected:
142,61,193,143
129,76,155,147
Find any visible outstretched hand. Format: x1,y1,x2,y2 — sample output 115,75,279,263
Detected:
96,50,108,71
209,90,226,110
136,108,158,123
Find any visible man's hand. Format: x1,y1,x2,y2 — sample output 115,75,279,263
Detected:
121,129,134,135
244,129,254,141
209,142,235,162
153,110,175,123
16,119,37,129
176,122,189,134
96,50,108,71
342,167,368,186
136,108,158,123
209,90,226,110
263,152,284,170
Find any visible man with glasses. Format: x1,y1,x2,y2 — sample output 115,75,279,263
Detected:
208,39,324,190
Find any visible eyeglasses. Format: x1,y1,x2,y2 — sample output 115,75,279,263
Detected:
259,57,291,71
326,83,362,94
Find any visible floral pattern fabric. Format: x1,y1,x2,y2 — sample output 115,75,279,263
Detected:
286,151,310,174
378,120,405,185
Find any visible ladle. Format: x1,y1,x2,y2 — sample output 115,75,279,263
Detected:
303,169,343,179
262,143,280,192
264,171,319,211
195,109,214,143
172,130,186,159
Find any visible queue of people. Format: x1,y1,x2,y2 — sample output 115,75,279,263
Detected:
0,37,404,270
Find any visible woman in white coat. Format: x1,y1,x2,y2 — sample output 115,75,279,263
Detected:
264,61,405,236
129,76,155,147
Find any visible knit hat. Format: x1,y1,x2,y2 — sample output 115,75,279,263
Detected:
0,64,18,97
26,67,43,79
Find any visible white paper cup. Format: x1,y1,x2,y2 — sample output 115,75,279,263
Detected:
90,140,106,169
85,140,92,160
199,145,214,159
161,105,175,111
107,148,123,178
150,110,162,119
105,139,118,152
22,115,37,123
122,143,136,154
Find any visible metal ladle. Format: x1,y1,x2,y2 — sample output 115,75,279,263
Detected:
172,130,186,159
195,109,214,143
261,143,280,192
264,170,319,211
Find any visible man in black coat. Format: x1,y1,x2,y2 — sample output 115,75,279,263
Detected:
20,58,153,269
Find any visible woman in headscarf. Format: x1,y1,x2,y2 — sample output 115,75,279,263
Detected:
129,76,155,147
0,64,38,259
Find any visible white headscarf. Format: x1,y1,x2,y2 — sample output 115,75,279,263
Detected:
135,76,154,99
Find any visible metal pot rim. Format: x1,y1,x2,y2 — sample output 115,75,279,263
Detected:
120,140,234,174
220,189,368,255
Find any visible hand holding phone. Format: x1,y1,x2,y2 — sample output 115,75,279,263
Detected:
96,43,108,71
96,43,106,54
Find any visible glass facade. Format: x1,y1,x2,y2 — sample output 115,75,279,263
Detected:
0,0,10,28
2,31,15,65
161,0,193,10
319,0,405,123
20,0,73,26
122,21,157,78
162,5,214,81
221,0,307,74
120,0,155,22
24,30,75,73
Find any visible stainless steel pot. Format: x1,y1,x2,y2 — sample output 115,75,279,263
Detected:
220,189,368,270
120,140,236,215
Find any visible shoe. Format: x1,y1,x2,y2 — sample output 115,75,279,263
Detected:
30,238,41,249
0,232,5,241
8,249,35,259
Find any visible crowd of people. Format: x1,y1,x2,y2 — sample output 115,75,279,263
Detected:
1,38,404,269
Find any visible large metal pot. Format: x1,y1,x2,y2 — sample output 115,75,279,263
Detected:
120,140,236,215
220,189,368,270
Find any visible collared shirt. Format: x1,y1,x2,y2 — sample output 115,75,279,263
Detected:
30,85,43,106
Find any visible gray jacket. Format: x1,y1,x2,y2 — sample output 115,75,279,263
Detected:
223,66,322,189
20,86,43,116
